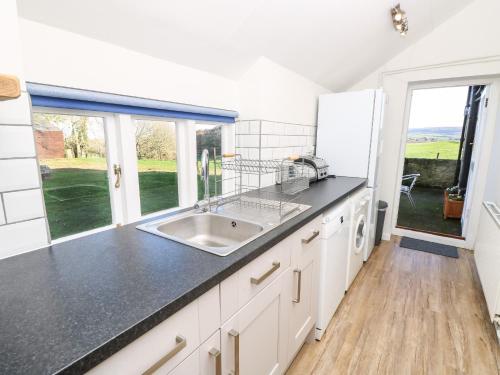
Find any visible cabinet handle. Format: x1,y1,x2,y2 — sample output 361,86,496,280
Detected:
228,329,240,375
250,261,280,285
302,230,320,244
209,347,221,375
142,335,186,375
292,269,302,303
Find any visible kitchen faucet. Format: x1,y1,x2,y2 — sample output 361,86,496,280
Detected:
200,148,210,211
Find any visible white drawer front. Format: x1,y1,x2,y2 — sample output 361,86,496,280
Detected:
292,216,322,265
87,301,200,375
221,238,291,322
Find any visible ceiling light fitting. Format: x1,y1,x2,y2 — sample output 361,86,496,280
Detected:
391,4,408,36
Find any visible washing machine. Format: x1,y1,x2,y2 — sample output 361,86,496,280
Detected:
346,188,371,290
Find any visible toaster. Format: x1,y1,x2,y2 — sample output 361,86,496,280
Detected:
295,156,329,182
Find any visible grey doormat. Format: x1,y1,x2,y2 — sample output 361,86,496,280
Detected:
399,237,459,258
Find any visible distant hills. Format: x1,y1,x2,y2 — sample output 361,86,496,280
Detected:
407,127,462,142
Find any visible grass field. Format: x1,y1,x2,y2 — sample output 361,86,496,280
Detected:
405,141,460,160
40,158,220,239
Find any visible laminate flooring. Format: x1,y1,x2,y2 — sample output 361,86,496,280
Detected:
286,236,500,375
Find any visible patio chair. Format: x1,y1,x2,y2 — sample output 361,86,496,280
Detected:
401,173,420,208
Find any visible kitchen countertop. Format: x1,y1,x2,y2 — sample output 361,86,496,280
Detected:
0,176,366,374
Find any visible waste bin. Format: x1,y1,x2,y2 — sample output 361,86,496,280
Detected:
375,200,388,246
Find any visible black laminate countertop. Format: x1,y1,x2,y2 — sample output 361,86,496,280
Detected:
0,176,366,374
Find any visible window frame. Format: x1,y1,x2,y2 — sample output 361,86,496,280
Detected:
31,107,235,245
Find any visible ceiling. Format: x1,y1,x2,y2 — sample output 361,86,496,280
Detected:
17,0,474,90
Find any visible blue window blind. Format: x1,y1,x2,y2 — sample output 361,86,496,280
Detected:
27,83,238,123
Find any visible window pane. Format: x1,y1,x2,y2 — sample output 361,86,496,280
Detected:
33,113,112,239
135,119,178,215
196,124,222,200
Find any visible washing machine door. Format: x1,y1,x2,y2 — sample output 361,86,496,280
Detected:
353,214,367,254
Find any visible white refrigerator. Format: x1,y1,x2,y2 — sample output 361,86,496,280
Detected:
316,89,385,260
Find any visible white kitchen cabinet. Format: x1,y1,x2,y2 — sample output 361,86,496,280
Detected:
167,349,199,375
169,330,221,375
86,215,326,375
221,268,291,375
199,330,221,375
287,217,321,363
220,238,291,322
86,286,219,375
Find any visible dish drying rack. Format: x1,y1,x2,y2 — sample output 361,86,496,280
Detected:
210,152,309,218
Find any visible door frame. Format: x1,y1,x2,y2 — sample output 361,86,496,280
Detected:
391,77,499,249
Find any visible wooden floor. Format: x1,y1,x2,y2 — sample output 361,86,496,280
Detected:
286,236,500,375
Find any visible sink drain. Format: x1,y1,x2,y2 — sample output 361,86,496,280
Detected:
231,221,237,228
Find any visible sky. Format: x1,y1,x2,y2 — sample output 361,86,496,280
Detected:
408,86,469,129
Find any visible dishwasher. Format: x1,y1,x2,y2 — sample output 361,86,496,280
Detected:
315,198,351,340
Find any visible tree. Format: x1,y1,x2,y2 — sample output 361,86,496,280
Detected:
135,120,177,160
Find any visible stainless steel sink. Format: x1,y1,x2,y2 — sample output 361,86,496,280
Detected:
137,202,311,256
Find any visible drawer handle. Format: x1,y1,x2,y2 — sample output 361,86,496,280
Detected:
209,347,221,375
229,329,240,375
302,230,320,244
250,261,280,285
142,335,187,375
292,269,302,303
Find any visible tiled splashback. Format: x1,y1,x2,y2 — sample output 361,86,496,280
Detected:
235,120,316,187
235,120,316,160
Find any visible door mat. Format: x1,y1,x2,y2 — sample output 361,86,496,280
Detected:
399,237,459,258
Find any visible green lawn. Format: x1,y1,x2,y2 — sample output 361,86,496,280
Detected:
405,141,460,160
40,157,221,239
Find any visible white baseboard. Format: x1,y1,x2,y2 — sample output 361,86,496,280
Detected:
382,232,391,241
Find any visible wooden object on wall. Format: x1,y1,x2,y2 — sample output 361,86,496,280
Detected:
0,74,21,100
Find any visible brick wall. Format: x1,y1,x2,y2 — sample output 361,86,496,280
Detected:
34,129,64,159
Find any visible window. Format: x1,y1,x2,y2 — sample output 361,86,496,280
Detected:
134,119,178,215
33,113,112,239
32,107,234,242
196,124,222,199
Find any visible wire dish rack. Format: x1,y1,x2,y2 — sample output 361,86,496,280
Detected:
213,153,309,218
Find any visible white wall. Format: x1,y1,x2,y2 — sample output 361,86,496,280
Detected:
0,14,329,258
351,0,500,90
238,57,330,125
0,0,49,259
349,0,500,245
19,19,238,112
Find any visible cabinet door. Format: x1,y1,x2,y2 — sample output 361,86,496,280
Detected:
199,330,221,375
221,269,291,375
168,349,199,375
288,223,321,362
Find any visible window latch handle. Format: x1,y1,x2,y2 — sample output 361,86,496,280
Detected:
113,164,122,188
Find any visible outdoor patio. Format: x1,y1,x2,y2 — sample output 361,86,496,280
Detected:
397,186,462,237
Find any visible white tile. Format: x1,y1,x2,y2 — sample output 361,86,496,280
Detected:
0,196,5,225
249,121,260,134
237,121,249,134
0,126,36,158
261,121,277,134
0,159,40,192
248,174,259,188
4,189,44,223
248,148,259,159
260,149,273,160
269,135,280,147
0,218,48,260
0,93,32,125
246,135,260,147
